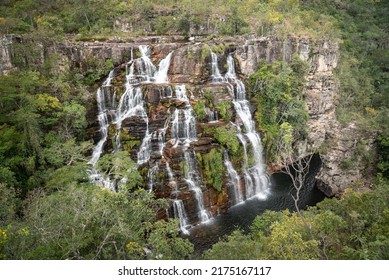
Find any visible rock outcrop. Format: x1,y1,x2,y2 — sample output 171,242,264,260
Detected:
1,34,371,200
0,35,13,74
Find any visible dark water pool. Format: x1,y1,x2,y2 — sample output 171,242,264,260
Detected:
187,154,326,254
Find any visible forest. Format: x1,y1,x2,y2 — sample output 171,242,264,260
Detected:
0,0,388,260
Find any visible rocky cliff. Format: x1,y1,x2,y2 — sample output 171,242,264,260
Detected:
0,35,370,209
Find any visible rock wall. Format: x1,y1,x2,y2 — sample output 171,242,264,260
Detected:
0,35,14,74
1,34,370,199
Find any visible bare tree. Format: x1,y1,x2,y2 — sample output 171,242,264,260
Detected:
277,122,314,238
281,153,314,238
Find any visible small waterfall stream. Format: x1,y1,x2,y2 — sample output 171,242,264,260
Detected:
170,85,210,225
210,51,270,203
224,150,243,204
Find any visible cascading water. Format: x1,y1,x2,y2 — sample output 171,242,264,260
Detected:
88,71,118,190
91,45,269,235
211,52,224,82
211,51,270,201
89,45,174,187
224,150,243,204
147,165,159,193
206,107,218,122
173,200,190,235
184,151,210,223
226,54,269,199
167,162,190,234
154,52,173,83
170,85,210,225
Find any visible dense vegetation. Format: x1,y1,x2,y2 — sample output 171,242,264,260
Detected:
0,0,388,259
248,58,309,162
204,178,389,259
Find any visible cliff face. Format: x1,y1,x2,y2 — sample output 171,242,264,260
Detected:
0,35,369,204
0,35,13,74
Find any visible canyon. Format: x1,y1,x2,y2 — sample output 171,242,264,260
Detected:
0,34,374,229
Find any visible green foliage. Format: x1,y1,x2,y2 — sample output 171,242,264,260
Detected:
220,8,248,36
201,44,211,62
301,0,388,175
56,102,87,139
0,68,91,192
1,183,191,260
216,101,232,121
80,57,114,86
177,12,191,36
198,148,224,192
204,179,389,260
147,219,194,259
377,132,389,177
248,58,309,161
192,100,207,121
0,183,19,227
213,126,240,156
96,151,143,190
152,16,175,35
203,230,260,260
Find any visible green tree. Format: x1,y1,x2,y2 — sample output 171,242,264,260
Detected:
96,151,143,190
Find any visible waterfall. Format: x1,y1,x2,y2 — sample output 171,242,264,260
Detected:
175,84,189,102
88,88,110,166
226,54,269,199
206,107,218,123
167,162,190,234
89,46,175,188
147,164,159,193
157,118,170,155
184,151,210,223
89,44,214,233
170,85,210,225
210,51,270,201
170,86,197,146
159,86,173,99
173,200,189,235
90,45,270,234
87,71,120,190
154,52,173,83
224,150,243,204
211,52,225,82
137,45,156,82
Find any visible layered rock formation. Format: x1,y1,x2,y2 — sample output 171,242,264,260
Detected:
0,35,370,202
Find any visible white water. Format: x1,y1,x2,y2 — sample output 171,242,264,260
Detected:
88,73,118,190
147,164,159,193
169,84,210,224
91,47,269,233
226,54,269,199
89,45,213,233
89,88,110,166
154,52,173,83
211,52,225,82
167,160,190,234
89,46,175,187
224,150,243,204
211,51,270,201
206,107,218,123
170,86,197,147
137,45,156,82
173,200,190,235
175,84,190,102
184,151,210,223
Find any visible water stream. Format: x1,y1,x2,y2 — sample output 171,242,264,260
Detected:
210,51,270,202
